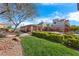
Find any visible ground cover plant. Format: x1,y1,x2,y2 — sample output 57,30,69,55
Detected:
32,31,79,49
21,36,79,56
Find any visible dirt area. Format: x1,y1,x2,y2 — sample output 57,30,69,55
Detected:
0,37,23,56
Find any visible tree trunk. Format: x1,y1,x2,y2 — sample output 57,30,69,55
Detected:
13,24,19,32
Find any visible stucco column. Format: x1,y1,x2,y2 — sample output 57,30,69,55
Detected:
30,26,33,32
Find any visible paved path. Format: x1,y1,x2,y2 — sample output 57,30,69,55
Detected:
20,33,30,37
0,37,23,56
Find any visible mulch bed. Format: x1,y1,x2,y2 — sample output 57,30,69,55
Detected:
0,37,23,56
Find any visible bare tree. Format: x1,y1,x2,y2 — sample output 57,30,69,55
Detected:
0,3,36,31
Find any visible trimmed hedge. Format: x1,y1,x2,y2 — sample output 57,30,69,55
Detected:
32,31,79,49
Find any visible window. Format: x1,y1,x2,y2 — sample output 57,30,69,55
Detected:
54,22,56,24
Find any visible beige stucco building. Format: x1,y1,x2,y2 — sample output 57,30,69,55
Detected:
0,23,5,29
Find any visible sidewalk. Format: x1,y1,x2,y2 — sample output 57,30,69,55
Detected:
20,33,30,37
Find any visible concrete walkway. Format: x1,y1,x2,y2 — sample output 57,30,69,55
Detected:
20,33,30,37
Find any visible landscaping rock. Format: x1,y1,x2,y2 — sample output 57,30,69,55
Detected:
12,37,20,42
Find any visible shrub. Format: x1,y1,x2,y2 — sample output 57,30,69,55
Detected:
32,31,79,49
32,31,64,43
64,38,79,48
48,34,64,43
15,31,20,36
72,35,79,39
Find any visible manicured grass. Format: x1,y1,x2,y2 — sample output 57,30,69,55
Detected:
21,36,79,56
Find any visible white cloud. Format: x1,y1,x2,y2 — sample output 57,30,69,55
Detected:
34,17,53,23
19,11,79,27
33,11,66,24
18,21,33,27
53,15,65,19
67,11,79,22
18,17,53,27
50,11,66,18
51,11,79,22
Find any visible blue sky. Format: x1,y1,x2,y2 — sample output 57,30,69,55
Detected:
35,3,77,17
23,3,79,26
0,3,79,26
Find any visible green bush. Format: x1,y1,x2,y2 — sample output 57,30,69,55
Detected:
15,31,20,36
64,38,79,48
32,31,79,49
48,34,64,43
63,34,73,39
32,31,49,39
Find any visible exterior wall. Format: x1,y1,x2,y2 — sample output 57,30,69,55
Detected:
53,20,64,29
20,19,70,32
53,19,69,31
0,24,5,29
20,25,43,32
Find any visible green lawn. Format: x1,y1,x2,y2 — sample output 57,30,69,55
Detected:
21,36,79,56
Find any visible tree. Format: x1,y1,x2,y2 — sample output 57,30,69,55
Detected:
0,3,36,31
70,25,79,32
